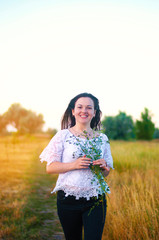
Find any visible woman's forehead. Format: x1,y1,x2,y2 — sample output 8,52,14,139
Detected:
75,97,94,106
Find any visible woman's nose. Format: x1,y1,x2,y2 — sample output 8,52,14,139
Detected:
82,108,87,112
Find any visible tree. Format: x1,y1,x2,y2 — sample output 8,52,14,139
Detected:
46,128,57,137
102,116,117,139
19,111,44,133
102,111,135,140
135,108,155,140
3,103,45,134
3,103,28,129
153,128,159,139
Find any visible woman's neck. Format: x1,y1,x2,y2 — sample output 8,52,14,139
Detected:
70,124,99,139
72,124,92,133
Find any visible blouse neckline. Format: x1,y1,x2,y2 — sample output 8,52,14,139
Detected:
67,129,101,140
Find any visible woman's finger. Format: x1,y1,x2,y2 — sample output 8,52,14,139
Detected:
93,160,106,165
82,160,90,165
78,157,91,168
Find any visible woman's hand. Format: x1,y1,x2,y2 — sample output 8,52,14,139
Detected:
73,155,91,170
92,159,108,169
92,159,110,177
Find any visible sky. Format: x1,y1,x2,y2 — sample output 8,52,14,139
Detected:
0,0,159,131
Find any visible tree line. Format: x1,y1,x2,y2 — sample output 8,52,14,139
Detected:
0,103,159,140
102,108,159,140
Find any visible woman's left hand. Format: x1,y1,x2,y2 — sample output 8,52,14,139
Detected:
93,159,110,177
93,159,110,171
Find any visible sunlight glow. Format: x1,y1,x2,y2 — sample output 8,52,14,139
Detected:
0,1,159,130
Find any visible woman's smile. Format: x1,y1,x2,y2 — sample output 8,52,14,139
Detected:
80,115,88,119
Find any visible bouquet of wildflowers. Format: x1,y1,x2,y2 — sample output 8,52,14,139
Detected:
68,130,110,197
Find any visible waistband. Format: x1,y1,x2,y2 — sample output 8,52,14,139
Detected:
57,190,106,203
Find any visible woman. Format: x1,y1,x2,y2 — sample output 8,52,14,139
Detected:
40,92,114,240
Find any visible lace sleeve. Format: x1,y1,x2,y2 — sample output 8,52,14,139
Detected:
103,134,114,169
39,131,64,166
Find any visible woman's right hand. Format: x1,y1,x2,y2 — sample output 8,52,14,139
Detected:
73,155,91,170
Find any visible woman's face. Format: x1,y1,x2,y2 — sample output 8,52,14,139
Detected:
72,97,96,126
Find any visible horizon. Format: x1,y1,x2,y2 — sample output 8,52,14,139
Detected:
2,102,158,132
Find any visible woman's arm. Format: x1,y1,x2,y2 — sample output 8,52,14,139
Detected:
46,161,75,174
46,156,91,174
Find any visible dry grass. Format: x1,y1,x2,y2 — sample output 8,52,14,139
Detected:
0,134,64,240
0,135,158,239
103,141,159,240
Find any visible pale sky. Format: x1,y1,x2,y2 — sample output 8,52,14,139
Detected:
0,0,159,130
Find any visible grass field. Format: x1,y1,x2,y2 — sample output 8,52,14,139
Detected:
0,134,158,240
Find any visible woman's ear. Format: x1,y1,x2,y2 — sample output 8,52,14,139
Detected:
72,109,75,116
93,110,96,117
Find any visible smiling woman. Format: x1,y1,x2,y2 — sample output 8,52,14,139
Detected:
40,92,114,240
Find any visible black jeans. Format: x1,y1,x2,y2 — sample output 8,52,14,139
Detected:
57,190,106,240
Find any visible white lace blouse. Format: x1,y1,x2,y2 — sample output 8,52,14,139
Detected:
40,129,114,200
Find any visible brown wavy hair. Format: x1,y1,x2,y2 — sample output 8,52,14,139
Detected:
61,92,102,130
